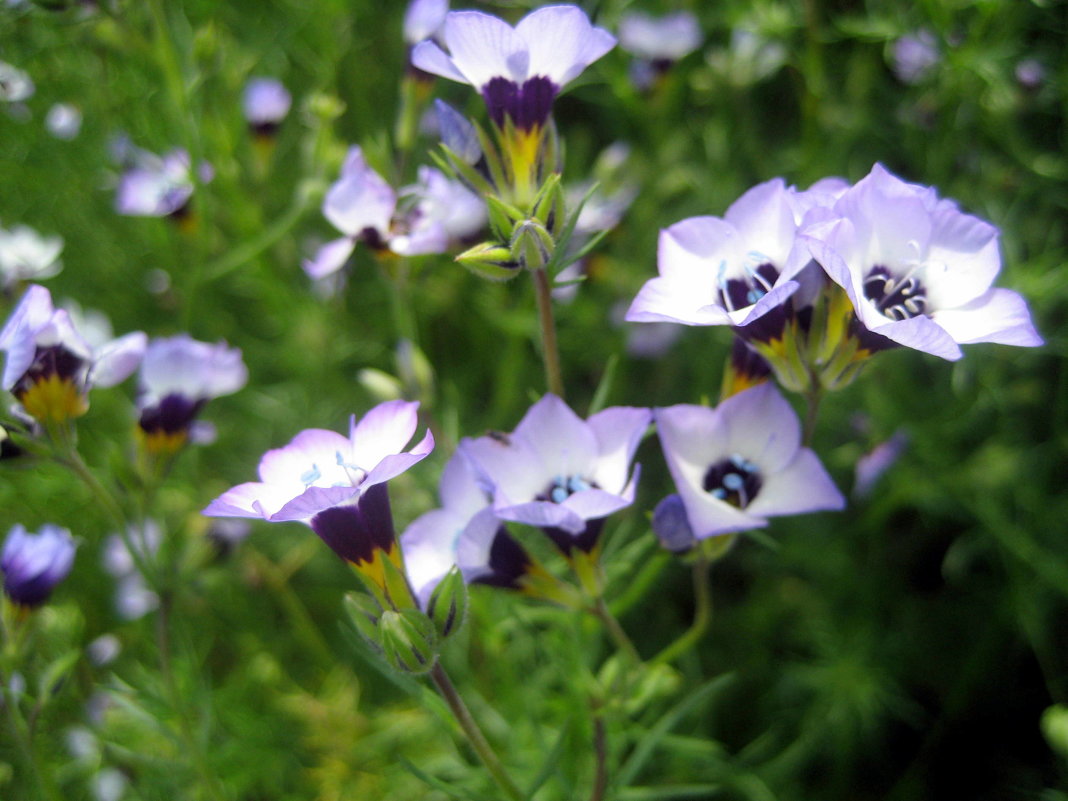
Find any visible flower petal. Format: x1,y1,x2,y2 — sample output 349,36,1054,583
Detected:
931,288,1043,347
303,237,356,279
746,448,844,517
517,5,616,87
439,10,526,88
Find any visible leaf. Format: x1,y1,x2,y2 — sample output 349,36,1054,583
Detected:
399,758,497,801
588,354,619,416
37,648,81,698
525,723,572,799
617,784,724,800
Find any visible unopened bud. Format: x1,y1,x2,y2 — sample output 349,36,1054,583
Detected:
343,592,384,653
510,220,554,272
379,609,439,674
425,567,468,639
651,495,695,554
395,339,435,404
456,241,521,282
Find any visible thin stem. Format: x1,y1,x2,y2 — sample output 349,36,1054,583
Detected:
429,662,525,801
802,386,822,448
531,267,564,398
608,551,670,618
592,597,641,665
650,556,712,667
590,712,608,801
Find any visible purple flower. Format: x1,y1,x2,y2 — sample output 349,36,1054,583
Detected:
243,78,292,135
892,31,939,85
625,178,820,344
655,384,844,538
303,147,485,278
618,11,702,64
0,285,145,424
115,148,213,218
801,164,1044,360
203,401,434,569
1015,59,1045,90
411,4,615,130
460,395,651,552
2,524,75,607
137,335,247,452
401,451,530,606
404,0,448,45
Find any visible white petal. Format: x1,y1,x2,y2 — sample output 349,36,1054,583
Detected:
587,406,651,493
517,5,616,86
303,237,356,279
411,40,469,83
720,384,801,473
931,288,1043,347
349,400,423,470
91,331,146,388
746,448,844,517
513,394,598,480
440,10,525,87
323,158,396,238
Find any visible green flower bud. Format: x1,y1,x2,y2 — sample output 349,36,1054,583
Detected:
425,567,468,640
379,609,439,675
456,242,522,282
510,220,554,272
342,592,385,653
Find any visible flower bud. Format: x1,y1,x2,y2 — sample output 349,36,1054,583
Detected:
651,494,695,554
455,241,521,282
342,592,385,653
510,220,554,272
379,609,439,674
425,566,467,640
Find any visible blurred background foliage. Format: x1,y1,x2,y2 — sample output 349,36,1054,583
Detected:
1,0,1066,799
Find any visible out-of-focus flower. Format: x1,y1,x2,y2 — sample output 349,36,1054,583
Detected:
0,285,145,425
1,523,75,607
115,147,213,219
802,163,1044,360
854,430,909,498
136,335,247,454
243,77,291,136
87,633,121,666
412,5,615,131
45,103,81,140
434,99,482,165
1015,58,1045,90
102,521,160,620
461,395,651,553
0,224,63,288
0,61,34,102
891,30,939,85
619,11,701,88
706,29,788,88
656,384,844,538
204,401,434,588
651,494,696,553
401,451,530,606
303,146,485,278
404,0,448,45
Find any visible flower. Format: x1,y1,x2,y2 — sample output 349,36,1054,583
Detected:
2,524,75,607
460,395,651,552
0,224,63,289
404,0,448,46
1015,59,1046,90
102,521,160,620
0,61,34,102
115,147,213,218
854,430,908,498
136,335,248,453
801,164,1044,360
45,103,82,140
625,178,817,344
655,384,844,538
401,451,530,606
303,146,485,278
891,31,939,85
618,11,702,64
203,401,434,577
0,285,145,425
243,78,291,135
411,4,615,130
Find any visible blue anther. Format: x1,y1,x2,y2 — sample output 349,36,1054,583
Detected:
711,488,727,500
300,464,321,486
551,487,569,504
723,473,744,491
567,476,590,493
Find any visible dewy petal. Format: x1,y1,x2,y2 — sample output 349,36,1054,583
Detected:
719,384,801,473
438,10,526,87
91,331,147,388
303,237,356,279
931,288,1043,347
513,394,597,480
587,406,651,493
746,448,844,517
517,5,616,87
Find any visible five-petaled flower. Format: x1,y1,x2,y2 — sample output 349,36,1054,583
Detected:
136,335,248,454
203,400,434,589
802,163,1044,360
401,450,530,606
655,384,844,539
2,523,75,608
411,4,615,132
0,285,145,425
460,394,651,553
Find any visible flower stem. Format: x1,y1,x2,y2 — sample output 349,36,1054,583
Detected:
592,596,641,664
429,662,525,801
590,711,608,801
802,386,822,447
650,555,712,667
531,267,564,398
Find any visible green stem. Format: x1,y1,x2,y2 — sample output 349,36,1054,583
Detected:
592,597,641,664
429,662,525,801
531,267,564,398
802,386,822,448
608,551,671,618
590,712,608,801
650,556,712,667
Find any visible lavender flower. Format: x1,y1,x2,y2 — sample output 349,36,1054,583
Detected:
618,11,701,84
136,335,248,453
461,395,651,552
243,78,291,136
115,147,213,219
0,285,145,425
2,524,75,607
801,164,1044,360
411,4,615,130
891,30,940,85
45,103,81,140
655,384,844,538
204,401,434,578
0,224,63,289
404,0,448,45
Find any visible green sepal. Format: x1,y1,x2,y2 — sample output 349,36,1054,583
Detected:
342,592,385,653
380,553,419,611
510,219,554,272
486,196,527,241
532,172,565,236
432,144,494,197
379,609,439,675
455,241,522,282
425,566,468,640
